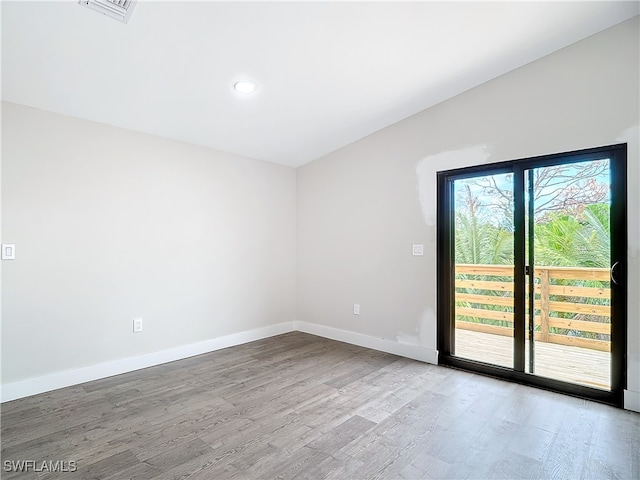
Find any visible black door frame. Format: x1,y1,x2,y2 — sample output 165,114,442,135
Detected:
437,144,627,407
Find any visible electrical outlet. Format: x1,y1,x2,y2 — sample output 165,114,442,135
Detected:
412,244,424,256
133,318,143,333
2,244,16,260
353,304,360,315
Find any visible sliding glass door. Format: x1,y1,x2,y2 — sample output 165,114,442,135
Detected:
524,161,614,389
437,144,627,406
452,172,514,369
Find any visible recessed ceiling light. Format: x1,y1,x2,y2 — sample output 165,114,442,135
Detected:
234,80,258,95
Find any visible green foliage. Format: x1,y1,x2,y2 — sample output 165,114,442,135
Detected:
454,183,513,265
534,204,609,269
454,210,513,265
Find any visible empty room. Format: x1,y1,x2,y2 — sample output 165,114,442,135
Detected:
1,1,639,479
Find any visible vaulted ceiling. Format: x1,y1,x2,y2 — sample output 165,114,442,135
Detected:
2,1,638,167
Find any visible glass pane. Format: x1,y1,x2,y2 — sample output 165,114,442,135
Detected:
453,173,514,368
527,160,611,390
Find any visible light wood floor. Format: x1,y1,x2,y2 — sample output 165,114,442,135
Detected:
455,329,611,389
1,332,638,479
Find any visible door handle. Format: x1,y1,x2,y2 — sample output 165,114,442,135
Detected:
611,261,620,285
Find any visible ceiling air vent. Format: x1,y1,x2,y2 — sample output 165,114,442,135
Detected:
80,0,138,24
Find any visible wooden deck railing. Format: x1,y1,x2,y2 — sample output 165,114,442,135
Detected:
455,264,611,352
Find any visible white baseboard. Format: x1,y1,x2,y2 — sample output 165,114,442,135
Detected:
295,321,438,364
6,319,635,411
0,322,296,403
1,321,437,403
624,389,640,412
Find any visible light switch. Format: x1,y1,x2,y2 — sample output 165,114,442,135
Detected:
412,244,424,256
2,244,16,260
133,318,143,333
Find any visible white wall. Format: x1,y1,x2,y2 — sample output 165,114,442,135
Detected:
297,17,640,408
1,102,296,387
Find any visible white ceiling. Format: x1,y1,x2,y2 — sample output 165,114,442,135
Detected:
2,1,638,167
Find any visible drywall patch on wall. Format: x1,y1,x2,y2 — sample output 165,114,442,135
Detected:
395,331,420,346
297,321,438,364
419,306,436,348
396,307,436,349
616,124,640,252
616,124,640,396
415,144,491,227
412,146,491,355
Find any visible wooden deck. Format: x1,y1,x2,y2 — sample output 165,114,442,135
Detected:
455,329,611,390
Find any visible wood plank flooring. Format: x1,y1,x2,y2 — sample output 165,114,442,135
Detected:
1,332,638,479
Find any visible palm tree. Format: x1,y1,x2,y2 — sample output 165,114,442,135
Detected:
454,184,512,265
533,204,609,269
